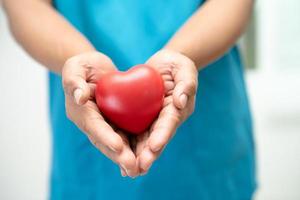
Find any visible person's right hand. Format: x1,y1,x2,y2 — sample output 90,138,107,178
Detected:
62,52,139,178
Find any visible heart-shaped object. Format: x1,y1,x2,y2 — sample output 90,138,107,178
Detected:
95,64,164,134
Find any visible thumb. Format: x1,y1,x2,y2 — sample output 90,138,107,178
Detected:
173,81,188,109
62,60,90,105
172,69,198,109
71,81,90,105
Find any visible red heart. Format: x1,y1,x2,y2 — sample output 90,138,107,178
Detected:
95,64,164,135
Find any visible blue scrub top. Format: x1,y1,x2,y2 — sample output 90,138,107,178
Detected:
49,0,256,199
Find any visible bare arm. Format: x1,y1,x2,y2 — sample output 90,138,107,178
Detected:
166,0,253,68
2,0,95,73
137,0,254,173
3,0,140,177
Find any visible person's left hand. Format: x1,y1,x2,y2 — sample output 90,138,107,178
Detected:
134,49,198,175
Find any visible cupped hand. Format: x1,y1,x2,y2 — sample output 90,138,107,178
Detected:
62,52,139,177
135,49,198,174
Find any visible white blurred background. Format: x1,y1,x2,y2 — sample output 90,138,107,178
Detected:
0,1,300,199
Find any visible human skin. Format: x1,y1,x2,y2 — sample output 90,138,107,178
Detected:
135,0,254,175
2,0,253,177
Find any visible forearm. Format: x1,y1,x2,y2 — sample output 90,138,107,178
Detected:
2,0,95,74
166,0,253,68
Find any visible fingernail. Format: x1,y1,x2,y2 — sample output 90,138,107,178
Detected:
126,169,137,179
121,168,137,179
141,171,147,176
130,175,137,179
108,145,118,153
179,94,187,108
73,88,83,105
120,164,129,176
120,167,127,177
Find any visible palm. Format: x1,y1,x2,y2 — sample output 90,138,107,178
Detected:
63,52,139,177
135,49,198,173
135,67,179,157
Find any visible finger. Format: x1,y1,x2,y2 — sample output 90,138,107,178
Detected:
82,115,123,153
161,74,173,81
164,80,175,94
87,83,97,99
136,131,149,157
117,131,139,178
148,105,181,152
173,79,197,109
62,59,90,105
120,167,127,177
118,148,139,178
89,132,138,178
139,146,162,173
173,81,188,109
88,138,118,161
172,66,198,109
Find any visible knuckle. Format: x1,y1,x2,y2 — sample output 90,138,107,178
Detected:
139,151,155,171
144,153,156,166
108,136,123,151
161,108,182,125
62,77,76,89
168,111,182,125
151,136,167,150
